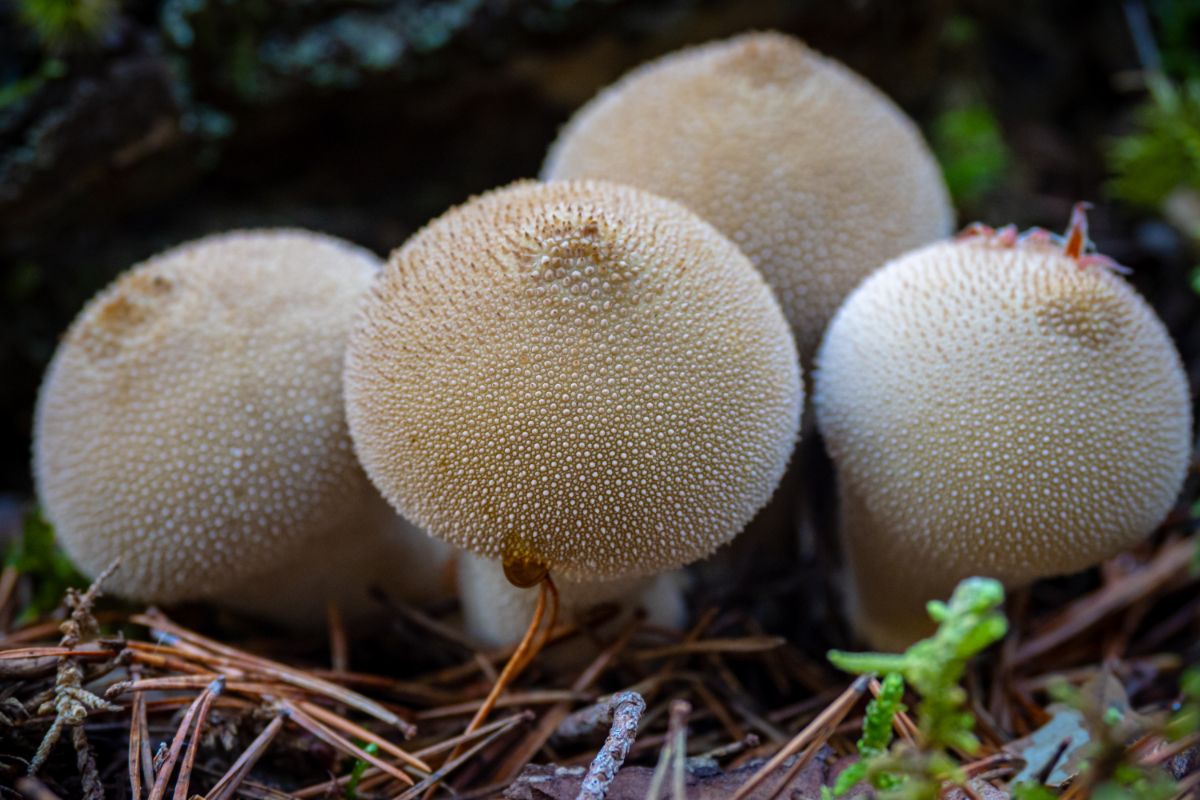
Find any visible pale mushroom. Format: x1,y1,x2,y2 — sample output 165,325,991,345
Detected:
34,229,448,623
543,31,953,363
814,209,1192,649
344,179,802,629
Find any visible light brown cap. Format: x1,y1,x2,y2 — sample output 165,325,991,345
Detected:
344,179,802,582
33,230,410,606
814,220,1192,647
543,31,953,363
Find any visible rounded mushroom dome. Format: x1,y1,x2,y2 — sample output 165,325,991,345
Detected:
542,31,954,363
814,221,1191,645
345,179,802,583
34,229,404,604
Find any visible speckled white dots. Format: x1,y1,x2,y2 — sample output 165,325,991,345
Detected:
33,230,435,608
542,32,951,363
814,233,1192,649
345,180,803,582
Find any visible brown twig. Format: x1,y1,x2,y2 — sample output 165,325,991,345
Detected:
297,699,431,772
132,610,417,737
645,699,691,800
731,676,870,800
327,603,349,674
426,575,556,797
493,616,640,782
205,711,287,800
146,677,223,800
171,677,223,800
1012,538,1196,665
283,699,416,786
395,711,535,800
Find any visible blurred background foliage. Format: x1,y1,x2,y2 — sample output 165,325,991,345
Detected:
1,0,1199,507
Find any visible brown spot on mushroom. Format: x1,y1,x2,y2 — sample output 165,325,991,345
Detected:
1033,284,1123,348
344,179,802,583
35,229,449,620
814,216,1191,649
542,31,953,363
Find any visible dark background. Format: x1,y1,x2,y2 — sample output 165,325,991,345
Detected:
2,0,1199,504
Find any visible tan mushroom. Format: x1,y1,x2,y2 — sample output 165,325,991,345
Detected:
542,31,953,363
344,179,802,622
813,209,1192,649
34,229,448,623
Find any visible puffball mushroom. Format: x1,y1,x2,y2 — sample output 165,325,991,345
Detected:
344,179,802,600
542,31,953,362
34,229,447,623
814,209,1192,650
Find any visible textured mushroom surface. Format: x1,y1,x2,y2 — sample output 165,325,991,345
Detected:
457,552,686,648
345,179,802,582
814,230,1191,648
34,229,436,609
543,31,953,362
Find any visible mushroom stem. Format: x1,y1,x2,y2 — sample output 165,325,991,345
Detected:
838,483,951,650
457,553,687,654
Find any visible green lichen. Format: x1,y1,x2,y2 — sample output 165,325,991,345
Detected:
256,0,483,98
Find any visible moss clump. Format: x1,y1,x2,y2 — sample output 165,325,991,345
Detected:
827,577,1008,799
16,0,117,53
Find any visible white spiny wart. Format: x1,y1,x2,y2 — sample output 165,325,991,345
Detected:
345,179,803,584
542,31,953,363
813,206,1192,650
34,230,444,620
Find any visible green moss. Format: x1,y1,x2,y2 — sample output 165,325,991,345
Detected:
1152,0,1200,81
932,103,1010,207
1108,77,1200,208
831,672,906,796
0,58,65,111
4,508,87,625
16,0,117,53
827,578,1008,798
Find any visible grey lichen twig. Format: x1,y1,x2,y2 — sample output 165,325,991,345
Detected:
575,691,646,800
29,560,121,776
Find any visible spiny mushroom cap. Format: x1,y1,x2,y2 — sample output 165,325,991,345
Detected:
34,229,395,603
344,179,802,582
542,31,953,362
814,233,1192,586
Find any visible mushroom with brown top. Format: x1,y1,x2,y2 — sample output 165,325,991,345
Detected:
542,31,953,363
344,179,802,633
813,208,1192,650
34,230,448,624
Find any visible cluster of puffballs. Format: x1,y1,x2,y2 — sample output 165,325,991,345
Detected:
33,32,1192,651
